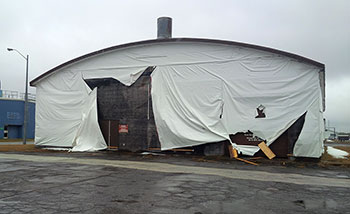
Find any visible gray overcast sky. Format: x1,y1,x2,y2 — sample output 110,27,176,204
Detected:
0,0,349,132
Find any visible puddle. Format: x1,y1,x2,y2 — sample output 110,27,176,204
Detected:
335,174,349,179
0,200,21,204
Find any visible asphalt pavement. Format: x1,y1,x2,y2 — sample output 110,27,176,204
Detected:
0,151,349,214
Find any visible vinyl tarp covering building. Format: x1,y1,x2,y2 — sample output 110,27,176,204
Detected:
32,40,324,157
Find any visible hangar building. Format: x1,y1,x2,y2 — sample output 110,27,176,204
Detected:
30,17,325,157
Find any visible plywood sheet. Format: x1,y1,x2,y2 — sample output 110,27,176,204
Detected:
258,142,276,159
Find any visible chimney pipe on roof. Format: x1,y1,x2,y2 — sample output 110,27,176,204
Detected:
157,17,172,39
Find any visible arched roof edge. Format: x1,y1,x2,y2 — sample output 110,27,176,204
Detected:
30,38,325,86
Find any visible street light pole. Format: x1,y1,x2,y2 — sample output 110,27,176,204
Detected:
7,48,29,145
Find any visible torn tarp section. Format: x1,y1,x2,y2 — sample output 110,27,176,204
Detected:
82,66,149,86
151,56,323,157
71,88,107,152
34,65,149,151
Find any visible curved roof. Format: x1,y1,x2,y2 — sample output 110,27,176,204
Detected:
30,38,325,86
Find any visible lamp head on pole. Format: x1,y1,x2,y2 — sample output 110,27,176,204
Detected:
7,48,27,60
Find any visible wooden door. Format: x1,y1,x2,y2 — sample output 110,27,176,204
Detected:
99,120,119,149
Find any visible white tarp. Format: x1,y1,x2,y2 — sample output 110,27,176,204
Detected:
151,61,323,157
34,41,324,157
326,146,349,159
35,70,107,151
71,88,107,152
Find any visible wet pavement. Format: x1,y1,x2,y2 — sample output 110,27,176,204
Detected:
0,152,349,213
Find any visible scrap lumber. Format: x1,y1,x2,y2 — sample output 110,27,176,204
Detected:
247,157,263,160
148,147,161,151
228,144,258,166
228,144,238,158
108,146,118,150
235,157,259,166
171,148,194,152
258,141,276,159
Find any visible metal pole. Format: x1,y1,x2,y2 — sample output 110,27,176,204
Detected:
108,120,111,148
7,48,29,145
23,55,29,145
147,83,150,120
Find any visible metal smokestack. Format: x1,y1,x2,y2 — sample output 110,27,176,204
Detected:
157,17,172,39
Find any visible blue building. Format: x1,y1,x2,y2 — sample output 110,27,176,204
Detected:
0,90,35,139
